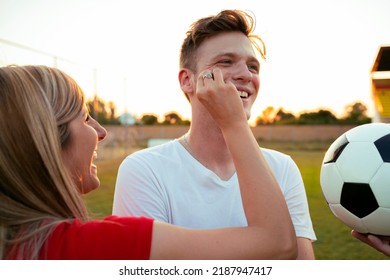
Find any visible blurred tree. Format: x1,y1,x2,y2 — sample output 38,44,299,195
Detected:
163,112,182,125
341,101,372,124
140,114,159,125
297,109,338,124
108,101,116,120
86,96,120,125
255,106,277,125
274,108,296,124
161,111,190,125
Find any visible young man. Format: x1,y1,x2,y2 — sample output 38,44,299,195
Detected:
113,9,316,259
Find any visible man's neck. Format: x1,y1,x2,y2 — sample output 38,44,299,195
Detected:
183,125,236,181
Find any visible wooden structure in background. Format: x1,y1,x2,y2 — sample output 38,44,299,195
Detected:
371,45,390,123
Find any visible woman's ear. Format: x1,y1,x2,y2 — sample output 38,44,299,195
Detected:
178,68,195,96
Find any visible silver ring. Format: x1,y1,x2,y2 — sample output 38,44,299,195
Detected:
202,72,213,80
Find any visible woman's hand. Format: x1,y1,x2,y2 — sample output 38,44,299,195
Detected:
195,68,247,130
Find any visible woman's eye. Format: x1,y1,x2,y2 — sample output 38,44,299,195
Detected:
85,114,90,122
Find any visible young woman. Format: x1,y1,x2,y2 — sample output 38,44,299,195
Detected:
0,65,296,259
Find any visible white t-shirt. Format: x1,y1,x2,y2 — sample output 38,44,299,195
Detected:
113,139,316,240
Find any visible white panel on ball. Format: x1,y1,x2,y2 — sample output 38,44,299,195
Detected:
362,208,390,236
335,142,382,183
320,163,344,204
369,163,390,207
329,204,368,233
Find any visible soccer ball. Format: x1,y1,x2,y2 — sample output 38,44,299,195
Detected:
320,123,390,236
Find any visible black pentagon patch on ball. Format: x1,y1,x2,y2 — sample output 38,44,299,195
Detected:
340,183,379,218
323,134,349,164
374,133,390,162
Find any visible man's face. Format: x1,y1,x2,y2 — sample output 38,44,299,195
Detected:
195,31,261,120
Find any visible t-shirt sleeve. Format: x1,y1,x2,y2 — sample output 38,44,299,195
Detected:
42,216,154,260
282,157,317,241
262,148,316,241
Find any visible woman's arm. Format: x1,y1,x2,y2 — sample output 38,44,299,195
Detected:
150,68,297,259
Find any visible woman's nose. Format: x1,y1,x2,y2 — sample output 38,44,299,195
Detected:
97,124,107,141
91,118,107,141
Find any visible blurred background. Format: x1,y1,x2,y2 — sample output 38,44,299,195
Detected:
1,0,390,259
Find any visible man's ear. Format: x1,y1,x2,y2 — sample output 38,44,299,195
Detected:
178,68,195,95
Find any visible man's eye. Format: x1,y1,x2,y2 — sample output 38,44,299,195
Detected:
218,60,232,65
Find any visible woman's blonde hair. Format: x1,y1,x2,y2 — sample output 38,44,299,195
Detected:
0,65,89,259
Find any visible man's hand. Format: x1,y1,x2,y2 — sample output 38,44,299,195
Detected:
351,230,390,256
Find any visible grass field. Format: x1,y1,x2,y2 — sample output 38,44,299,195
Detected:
83,141,388,260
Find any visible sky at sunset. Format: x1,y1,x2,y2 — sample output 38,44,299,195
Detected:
1,0,390,124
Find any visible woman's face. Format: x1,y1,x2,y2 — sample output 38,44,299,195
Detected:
61,107,107,194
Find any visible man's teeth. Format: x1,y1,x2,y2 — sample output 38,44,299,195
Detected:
238,91,248,98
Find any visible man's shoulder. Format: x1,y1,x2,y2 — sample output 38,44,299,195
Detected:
121,139,182,166
261,147,291,161
132,139,179,156
260,147,303,183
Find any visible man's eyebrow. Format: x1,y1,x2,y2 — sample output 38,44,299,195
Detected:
213,52,236,59
213,52,260,64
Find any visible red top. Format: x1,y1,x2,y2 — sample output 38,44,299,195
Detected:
39,215,154,260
